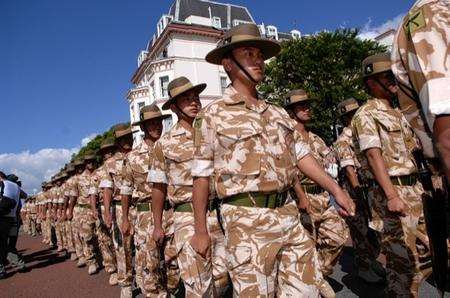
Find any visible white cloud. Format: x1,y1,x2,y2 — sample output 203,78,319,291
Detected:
358,14,404,40
0,133,97,195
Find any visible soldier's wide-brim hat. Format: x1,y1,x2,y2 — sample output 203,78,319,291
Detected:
113,123,133,139
205,23,281,65
98,138,116,154
284,89,315,108
66,164,75,173
362,52,392,78
337,98,360,117
83,153,97,162
132,104,171,126
162,77,206,110
73,158,84,167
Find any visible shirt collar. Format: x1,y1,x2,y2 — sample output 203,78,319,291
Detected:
138,140,152,154
223,86,268,114
372,98,392,111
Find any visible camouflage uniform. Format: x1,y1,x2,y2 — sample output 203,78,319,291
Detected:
120,140,180,296
192,86,321,296
89,165,117,274
29,200,37,236
150,121,228,297
300,131,349,277
391,0,450,130
72,169,98,267
53,185,67,250
65,175,80,256
333,127,381,273
352,98,432,297
100,151,136,288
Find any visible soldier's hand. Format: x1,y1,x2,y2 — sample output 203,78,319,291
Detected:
334,189,355,217
190,232,211,259
297,194,310,213
387,196,406,216
121,218,131,236
153,227,165,246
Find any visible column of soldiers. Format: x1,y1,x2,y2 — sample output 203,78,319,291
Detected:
32,8,448,297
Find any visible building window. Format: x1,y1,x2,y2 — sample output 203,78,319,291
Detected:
137,101,145,110
160,76,169,97
212,17,221,28
220,76,228,94
233,19,251,27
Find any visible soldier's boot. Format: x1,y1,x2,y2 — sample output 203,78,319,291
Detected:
120,286,132,298
70,253,78,261
317,279,336,298
109,272,118,286
77,257,86,267
88,264,98,275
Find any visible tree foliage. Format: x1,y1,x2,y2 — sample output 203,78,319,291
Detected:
71,126,115,161
259,28,385,144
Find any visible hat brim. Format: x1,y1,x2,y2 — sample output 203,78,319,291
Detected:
162,83,207,110
132,114,171,126
205,38,281,65
284,98,314,109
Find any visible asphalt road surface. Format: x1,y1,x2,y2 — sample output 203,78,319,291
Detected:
0,233,448,297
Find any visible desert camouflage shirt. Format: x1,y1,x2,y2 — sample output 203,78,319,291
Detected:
148,122,194,205
351,98,419,179
121,140,154,202
191,86,309,199
73,170,94,204
391,0,450,128
88,165,106,201
333,126,361,170
299,131,336,184
99,151,127,200
64,176,77,197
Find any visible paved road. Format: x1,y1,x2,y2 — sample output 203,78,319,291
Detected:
1,234,448,297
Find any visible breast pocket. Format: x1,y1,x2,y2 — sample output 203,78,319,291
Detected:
216,125,262,175
165,151,193,186
377,117,405,161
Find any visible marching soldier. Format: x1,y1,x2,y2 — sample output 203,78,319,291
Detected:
121,104,180,296
284,89,350,296
149,77,229,296
100,123,135,298
29,197,38,236
333,98,385,283
391,0,450,180
90,138,118,286
190,23,354,296
352,52,432,297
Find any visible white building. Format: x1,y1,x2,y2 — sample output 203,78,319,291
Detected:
127,0,301,144
374,29,396,50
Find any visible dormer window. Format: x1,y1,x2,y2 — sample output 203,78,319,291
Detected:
266,25,278,39
291,30,301,39
212,17,221,28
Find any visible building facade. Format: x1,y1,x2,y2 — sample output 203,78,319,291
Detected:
127,0,301,144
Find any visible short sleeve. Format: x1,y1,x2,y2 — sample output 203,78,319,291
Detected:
293,130,310,161
352,111,381,152
192,112,215,177
148,141,168,184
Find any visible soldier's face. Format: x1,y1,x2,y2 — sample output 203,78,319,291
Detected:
225,47,265,84
293,103,311,122
174,90,202,119
142,119,163,139
104,151,113,160
117,136,132,151
86,162,94,171
367,72,399,100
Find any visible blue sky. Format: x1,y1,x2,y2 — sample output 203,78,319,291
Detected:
1,0,414,192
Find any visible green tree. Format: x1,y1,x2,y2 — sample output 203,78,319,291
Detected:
71,126,116,161
260,28,385,144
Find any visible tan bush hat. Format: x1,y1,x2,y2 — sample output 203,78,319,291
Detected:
362,52,392,78
98,138,116,154
132,104,171,126
284,89,314,108
162,77,206,110
113,123,132,139
337,98,360,117
206,23,281,65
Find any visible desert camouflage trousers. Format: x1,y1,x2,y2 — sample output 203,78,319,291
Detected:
302,192,349,276
97,205,117,274
44,216,53,244
344,189,381,271
143,207,180,297
173,210,229,298
29,214,37,236
111,203,136,287
77,207,98,267
64,219,76,253
22,215,30,234
72,207,85,259
55,219,67,249
221,199,321,297
370,181,432,297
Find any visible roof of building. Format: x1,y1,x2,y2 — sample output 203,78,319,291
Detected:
168,0,253,29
